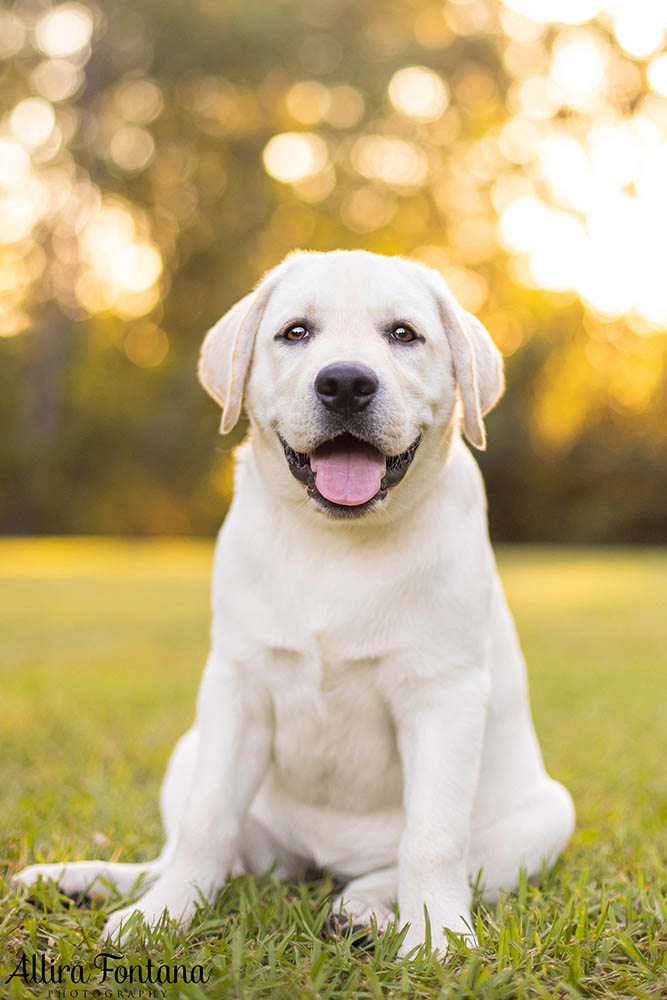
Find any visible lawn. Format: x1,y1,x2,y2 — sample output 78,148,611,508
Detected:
1,539,665,999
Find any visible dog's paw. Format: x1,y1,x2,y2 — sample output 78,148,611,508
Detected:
13,860,116,902
102,904,151,945
327,892,395,947
13,864,92,908
101,877,204,943
325,911,380,949
13,863,64,890
397,909,477,958
12,863,87,902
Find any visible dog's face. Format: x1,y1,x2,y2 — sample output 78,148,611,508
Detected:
199,251,504,519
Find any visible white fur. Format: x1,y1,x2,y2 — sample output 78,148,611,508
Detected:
15,251,574,955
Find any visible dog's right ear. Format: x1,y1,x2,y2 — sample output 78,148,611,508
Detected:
198,268,285,434
198,292,256,434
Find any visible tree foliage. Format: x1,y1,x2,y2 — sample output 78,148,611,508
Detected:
1,0,666,539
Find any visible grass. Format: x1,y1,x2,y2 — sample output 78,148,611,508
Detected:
0,538,665,999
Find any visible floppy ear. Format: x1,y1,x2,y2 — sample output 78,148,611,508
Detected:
198,271,282,434
432,278,504,450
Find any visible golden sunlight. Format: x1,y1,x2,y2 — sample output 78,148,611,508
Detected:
34,3,94,59
9,98,56,149
496,0,667,331
388,66,449,122
351,136,428,189
262,132,329,184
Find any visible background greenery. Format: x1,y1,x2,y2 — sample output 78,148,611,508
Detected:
2,539,665,998
1,0,666,541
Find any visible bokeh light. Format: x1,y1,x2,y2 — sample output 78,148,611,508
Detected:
113,80,163,123
0,140,30,186
549,29,608,108
77,200,163,311
10,99,56,148
262,132,328,184
324,86,365,128
388,66,449,122
123,323,169,367
285,81,331,125
34,3,94,59
647,53,667,97
351,136,428,188
31,59,84,102
500,1,602,26
109,126,156,172
1,0,667,537
613,8,665,59
493,0,667,330
0,12,26,58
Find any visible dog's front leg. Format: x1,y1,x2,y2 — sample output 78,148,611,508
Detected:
390,670,489,957
103,652,272,940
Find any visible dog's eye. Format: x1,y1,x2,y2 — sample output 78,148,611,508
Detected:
391,324,418,343
283,324,309,342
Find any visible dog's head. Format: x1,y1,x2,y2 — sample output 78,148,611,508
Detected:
199,250,503,519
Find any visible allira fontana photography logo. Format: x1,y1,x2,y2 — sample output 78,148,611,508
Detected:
6,950,211,990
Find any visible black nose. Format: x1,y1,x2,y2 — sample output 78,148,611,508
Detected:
315,362,379,416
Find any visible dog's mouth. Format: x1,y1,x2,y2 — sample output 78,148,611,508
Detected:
279,432,421,517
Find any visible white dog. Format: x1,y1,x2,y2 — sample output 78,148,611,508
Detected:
16,250,575,955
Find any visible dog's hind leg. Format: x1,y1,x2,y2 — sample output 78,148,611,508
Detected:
14,727,200,901
161,728,310,881
468,778,575,901
157,726,196,852
14,727,306,901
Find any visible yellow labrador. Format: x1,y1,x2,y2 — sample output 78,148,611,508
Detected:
16,250,575,955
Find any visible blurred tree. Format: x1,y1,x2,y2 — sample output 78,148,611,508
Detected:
0,0,665,540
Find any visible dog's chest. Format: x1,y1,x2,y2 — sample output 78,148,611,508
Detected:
260,639,402,811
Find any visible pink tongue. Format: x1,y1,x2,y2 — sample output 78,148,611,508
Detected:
311,440,386,506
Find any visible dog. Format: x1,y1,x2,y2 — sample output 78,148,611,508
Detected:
15,250,575,955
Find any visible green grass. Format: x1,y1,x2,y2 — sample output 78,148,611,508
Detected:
1,539,665,999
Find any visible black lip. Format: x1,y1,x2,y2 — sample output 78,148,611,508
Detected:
278,431,422,516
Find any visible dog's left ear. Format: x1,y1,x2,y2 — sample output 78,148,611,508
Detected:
430,273,504,450
198,267,285,434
